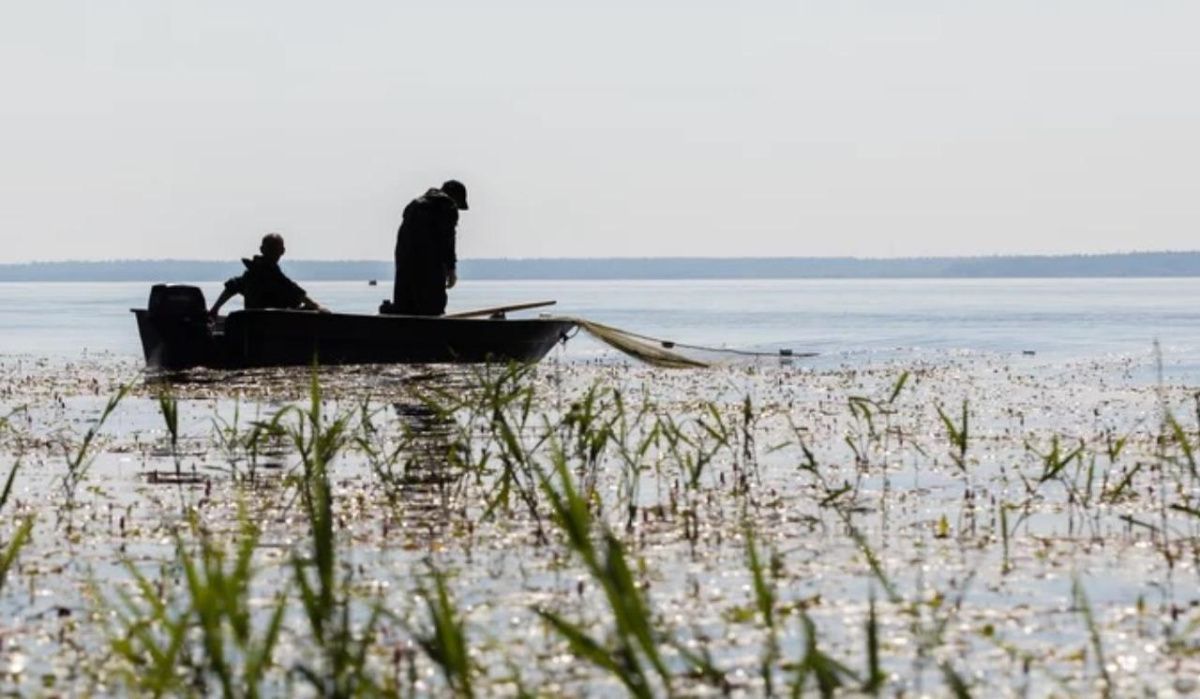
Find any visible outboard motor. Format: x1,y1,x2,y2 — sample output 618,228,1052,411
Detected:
148,284,207,318
134,284,215,369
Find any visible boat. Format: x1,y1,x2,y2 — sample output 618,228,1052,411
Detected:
132,284,576,370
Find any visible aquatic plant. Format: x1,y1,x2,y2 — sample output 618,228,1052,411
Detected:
788,611,859,698
211,397,291,482
157,385,180,473
478,363,550,533
104,559,193,697
843,371,913,505
179,514,288,699
935,399,970,474
561,383,617,496
744,526,779,695
1072,576,1112,698
840,504,978,697
210,397,244,469
0,406,33,600
60,381,131,530
610,390,660,531
285,369,383,698
534,447,673,698
0,454,32,602
104,512,286,698
5,351,1196,694
352,399,408,502
411,562,475,697
862,594,885,695
0,405,25,435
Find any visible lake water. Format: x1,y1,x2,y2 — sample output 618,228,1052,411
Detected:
2,278,1200,695
2,278,1199,379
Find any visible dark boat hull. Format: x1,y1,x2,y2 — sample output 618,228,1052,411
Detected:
133,308,575,370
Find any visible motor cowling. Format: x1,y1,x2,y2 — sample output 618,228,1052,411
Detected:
148,284,207,319
138,285,215,370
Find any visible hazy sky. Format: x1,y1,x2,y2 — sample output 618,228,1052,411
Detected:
2,2,1198,262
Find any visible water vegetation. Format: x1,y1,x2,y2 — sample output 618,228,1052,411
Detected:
0,354,1196,694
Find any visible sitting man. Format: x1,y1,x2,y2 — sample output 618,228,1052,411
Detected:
384,179,468,316
208,233,327,318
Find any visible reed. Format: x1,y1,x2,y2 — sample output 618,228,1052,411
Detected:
412,561,475,697
178,513,287,699
535,445,671,698
285,368,382,698
104,511,285,698
6,355,1182,694
610,390,659,531
352,399,411,505
0,460,20,514
1072,576,1112,698
470,363,550,534
0,514,33,598
935,399,970,474
840,502,979,696
60,381,131,530
862,593,885,694
744,526,779,696
788,611,859,698
843,371,912,504
157,386,180,474
0,406,23,435
0,410,32,603
104,558,193,697
211,396,285,482
561,383,617,496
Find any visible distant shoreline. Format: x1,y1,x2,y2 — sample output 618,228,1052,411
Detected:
3,252,1200,281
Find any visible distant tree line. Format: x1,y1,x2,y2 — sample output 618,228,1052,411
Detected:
3,252,1200,281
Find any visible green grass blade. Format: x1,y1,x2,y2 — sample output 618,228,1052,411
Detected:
0,516,33,595
535,608,652,699
0,461,20,514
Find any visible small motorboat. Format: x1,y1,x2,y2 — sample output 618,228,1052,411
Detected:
132,284,576,370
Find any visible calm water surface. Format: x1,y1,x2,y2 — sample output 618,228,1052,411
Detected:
1,278,1198,377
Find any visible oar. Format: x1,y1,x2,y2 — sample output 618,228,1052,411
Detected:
444,300,557,319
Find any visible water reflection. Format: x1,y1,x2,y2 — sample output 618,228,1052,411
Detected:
389,399,458,487
139,362,478,398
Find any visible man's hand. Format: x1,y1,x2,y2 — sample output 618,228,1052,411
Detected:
446,268,458,289
301,296,330,313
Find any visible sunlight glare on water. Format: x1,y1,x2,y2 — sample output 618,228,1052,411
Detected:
2,278,1199,379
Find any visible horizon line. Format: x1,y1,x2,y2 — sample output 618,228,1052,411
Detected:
5,250,1200,265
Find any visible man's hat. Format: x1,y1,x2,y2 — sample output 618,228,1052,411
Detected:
441,180,469,210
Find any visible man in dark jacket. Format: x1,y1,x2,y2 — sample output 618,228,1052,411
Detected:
208,233,326,318
385,179,468,316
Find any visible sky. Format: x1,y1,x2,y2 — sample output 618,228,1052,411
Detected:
1,1,1198,263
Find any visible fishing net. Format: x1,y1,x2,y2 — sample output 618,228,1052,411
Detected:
572,319,711,368
559,318,817,369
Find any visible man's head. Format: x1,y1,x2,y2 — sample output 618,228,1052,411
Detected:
260,233,286,262
441,180,469,211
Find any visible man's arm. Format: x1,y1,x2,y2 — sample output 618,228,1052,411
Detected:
442,210,458,289
286,282,327,312
298,295,329,313
269,266,328,312
209,277,243,317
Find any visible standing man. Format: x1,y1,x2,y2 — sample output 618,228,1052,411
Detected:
385,179,468,316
